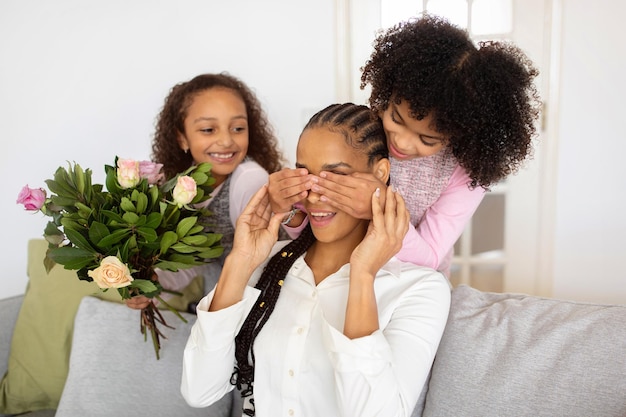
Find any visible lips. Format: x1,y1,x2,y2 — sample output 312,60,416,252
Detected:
388,142,409,160
209,152,236,161
308,210,336,227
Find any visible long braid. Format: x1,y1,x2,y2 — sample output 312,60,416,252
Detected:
232,225,315,415
230,103,387,416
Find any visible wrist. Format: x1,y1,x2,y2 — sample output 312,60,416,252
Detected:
281,206,301,226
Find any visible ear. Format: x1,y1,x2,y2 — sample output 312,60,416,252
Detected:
372,158,390,184
177,133,189,153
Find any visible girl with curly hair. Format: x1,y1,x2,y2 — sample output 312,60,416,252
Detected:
269,14,541,276
128,73,287,310
181,103,450,416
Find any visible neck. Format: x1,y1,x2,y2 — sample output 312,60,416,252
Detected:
304,224,367,285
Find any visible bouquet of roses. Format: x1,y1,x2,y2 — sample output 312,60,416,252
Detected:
16,157,223,359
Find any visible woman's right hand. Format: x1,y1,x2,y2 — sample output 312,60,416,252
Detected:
229,184,287,273
210,185,287,312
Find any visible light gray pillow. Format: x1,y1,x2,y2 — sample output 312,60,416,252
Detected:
423,285,626,417
56,296,232,417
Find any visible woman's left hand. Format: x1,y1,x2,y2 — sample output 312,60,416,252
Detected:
350,186,409,277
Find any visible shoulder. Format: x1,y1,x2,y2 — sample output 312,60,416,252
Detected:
229,160,269,188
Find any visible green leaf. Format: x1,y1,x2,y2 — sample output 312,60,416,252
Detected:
129,279,158,294
122,212,139,224
197,247,224,260
88,221,110,246
191,172,209,186
170,242,197,253
47,246,96,269
160,231,178,255
120,197,136,213
176,216,197,238
101,210,124,223
64,228,97,252
181,235,208,246
135,192,148,214
145,212,162,229
137,227,158,242
97,228,131,247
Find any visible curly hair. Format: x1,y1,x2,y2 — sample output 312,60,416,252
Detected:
151,72,286,180
361,14,541,189
231,103,387,416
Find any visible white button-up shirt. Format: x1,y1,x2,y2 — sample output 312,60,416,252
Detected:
181,242,451,417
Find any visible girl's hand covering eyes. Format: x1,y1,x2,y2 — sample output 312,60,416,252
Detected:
311,171,386,220
268,167,312,214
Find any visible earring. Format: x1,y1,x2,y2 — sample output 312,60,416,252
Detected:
183,148,189,154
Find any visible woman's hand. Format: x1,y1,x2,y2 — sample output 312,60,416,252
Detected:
267,167,312,214
350,186,409,277
210,185,287,312
230,184,287,270
311,171,386,220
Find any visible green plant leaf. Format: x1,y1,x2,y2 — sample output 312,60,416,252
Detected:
176,216,197,238
97,228,131,247
181,235,208,246
145,212,162,229
160,230,178,255
135,192,148,214
137,227,158,242
170,242,197,253
129,279,158,294
197,247,224,260
64,228,97,252
47,246,96,269
120,197,136,213
122,212,139,224
88,221,110,246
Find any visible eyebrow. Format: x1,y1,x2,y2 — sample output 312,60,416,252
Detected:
193,115,247,124
295,161,353,171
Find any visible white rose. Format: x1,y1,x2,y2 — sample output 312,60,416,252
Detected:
88,256,134,289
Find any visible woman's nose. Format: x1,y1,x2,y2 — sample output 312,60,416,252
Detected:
307,189,321,204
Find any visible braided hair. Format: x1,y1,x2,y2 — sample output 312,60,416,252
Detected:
231,103,387,415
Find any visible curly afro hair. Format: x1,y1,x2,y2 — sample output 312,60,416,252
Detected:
361,14,541,189
151,72,286,180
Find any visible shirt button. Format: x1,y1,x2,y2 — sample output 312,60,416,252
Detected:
288,369,294,377
288,409,294,416
311,290,317,298
297,327,304,335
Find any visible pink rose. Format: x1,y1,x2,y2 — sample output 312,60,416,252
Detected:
16,185,46,211
88,256,134,289
138,161,164,185
116,158,140,189
172,175,197,206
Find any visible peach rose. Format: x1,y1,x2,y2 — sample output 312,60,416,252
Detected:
172,175,197,206
88,256,134,289
116,158,140,189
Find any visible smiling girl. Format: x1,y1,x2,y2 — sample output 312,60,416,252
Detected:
269,15,541,276
181,103,450,417
149,72,286,301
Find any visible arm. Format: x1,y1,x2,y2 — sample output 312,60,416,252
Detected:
344,186,408,339
325,271,451,417
395,165,485,269
181,185,287,406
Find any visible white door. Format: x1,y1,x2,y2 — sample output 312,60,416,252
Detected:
341,0,554,295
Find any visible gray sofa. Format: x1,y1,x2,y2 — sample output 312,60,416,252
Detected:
2,283,625,416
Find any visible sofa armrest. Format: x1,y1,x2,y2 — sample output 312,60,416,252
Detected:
0,295,24,378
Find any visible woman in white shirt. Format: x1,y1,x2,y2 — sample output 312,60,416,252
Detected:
181,103,451,417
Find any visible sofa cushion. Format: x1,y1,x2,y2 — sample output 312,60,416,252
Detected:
0,239,204,414
55,296,232,417
422,285,626,417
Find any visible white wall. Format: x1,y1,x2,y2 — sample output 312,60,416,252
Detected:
551,0,626,304
1,0,337,298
